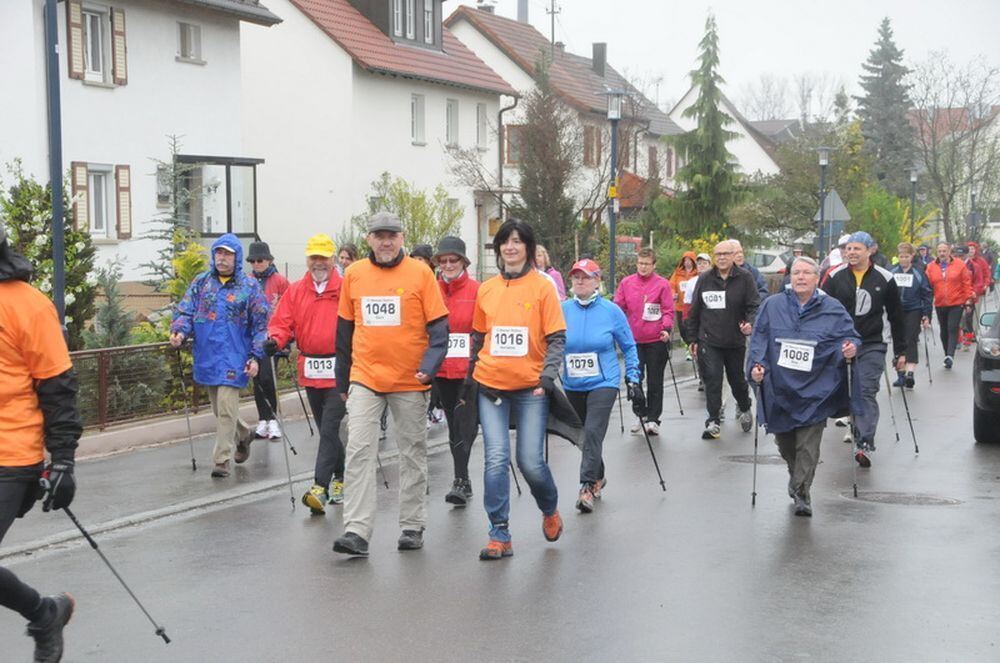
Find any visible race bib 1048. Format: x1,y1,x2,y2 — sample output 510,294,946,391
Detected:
702,290,726,309
893,273,914,288
303,356,336,380
776,340,815,372
565,352,600,378
642,302,662,321
490,326,528,357
446,333,470,359
361,296,401,326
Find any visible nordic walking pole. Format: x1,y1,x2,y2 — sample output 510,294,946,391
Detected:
59,505,171,644
509,461,522,496
637,412,667,491
751,379,766,507
881,362,901,444
923,327,933,385
847,359,859,498
616,389,625,434
666,350,684,415
268,356,297,510
898,382,919,454
285,356,315,436
174,349,197,471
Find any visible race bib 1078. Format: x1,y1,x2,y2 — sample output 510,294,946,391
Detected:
446,333,470,359
361,296,401,326
490,326,528,357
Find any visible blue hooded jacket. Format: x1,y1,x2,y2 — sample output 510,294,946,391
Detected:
561,296,640,392
171,234,270,388
747,289,861,434
890,263,933,316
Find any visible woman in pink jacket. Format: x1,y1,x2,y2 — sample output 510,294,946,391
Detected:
613,248,674,435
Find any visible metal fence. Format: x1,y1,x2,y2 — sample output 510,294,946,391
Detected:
71,342,299,430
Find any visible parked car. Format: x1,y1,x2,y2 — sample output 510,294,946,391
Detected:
973,311,1000,443
744,249,790,274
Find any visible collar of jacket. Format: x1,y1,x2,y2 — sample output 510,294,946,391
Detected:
253,264,278,282
439,269,469,294
787,287,821,314
501,261,534,281
368,249,405,269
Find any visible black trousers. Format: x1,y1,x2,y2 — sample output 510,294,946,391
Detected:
566,388,617,485
252,354,278,421
902,309,923,364
636,341,669,424
936,305,963,358
700,343,752,423
435,377,477,481
305,386,347,486
0,479,43,620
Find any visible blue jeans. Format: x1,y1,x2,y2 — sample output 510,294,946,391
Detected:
855,342,886,448
478,389,558,542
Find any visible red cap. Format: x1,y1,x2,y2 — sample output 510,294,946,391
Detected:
569,259,602,277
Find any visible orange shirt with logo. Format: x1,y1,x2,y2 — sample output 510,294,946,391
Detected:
473,270,567,391
339,256,448,392
0,281,73,466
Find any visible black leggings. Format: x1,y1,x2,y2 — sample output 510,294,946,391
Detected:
435,378,477,481
1,480,44,620
936,305,963,358
636,341,669,424
305,387,346,486
252,354,279,421
902,309,923,364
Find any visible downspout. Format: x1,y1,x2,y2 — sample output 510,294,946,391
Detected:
497,96,519,219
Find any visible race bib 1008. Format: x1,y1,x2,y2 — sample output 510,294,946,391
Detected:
893,273,914,288
642,302,662,321
702,290,726,309
490,326,528,357
303,356,336,380
361,296,400,326
566,352,600,378
776,340,815,372
446,333,470,359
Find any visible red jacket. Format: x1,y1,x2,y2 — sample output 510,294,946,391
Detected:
965,243,991,297
436,270,479,380
268,271,341,388
926,258,974,308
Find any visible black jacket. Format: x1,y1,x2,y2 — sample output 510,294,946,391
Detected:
684,266,760,348
822,261,906,356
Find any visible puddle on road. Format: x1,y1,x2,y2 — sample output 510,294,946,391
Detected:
842,491,962,506
722,454,787,465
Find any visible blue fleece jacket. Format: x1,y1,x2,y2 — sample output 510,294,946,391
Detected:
890,264,933,316
561,296,640,392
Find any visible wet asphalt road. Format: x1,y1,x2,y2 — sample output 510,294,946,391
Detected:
2,348,999,662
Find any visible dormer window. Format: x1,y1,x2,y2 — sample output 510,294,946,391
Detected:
392,0,402,36
405,0,415,39
423,2,433,44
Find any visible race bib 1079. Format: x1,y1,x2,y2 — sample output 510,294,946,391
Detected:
361,296,400,326
565,352,600,378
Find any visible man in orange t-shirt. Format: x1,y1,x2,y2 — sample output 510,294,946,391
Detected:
332,212,449,556
0,223,81,659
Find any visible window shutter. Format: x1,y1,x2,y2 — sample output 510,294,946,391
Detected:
71,162,89,230
115,165,132,239
111,8,128,85
66,0,85,80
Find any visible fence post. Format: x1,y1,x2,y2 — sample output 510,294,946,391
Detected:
97,351,109,430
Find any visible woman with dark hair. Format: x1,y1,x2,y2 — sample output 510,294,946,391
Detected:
337,243,358,276
466,219,567,560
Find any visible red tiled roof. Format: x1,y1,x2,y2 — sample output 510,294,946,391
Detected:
289,0,516,96
618,170,670,209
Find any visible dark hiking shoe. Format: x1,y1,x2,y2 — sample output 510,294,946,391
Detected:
892,372,906,387
905,372,915,389
944,356,953,369
234,432,254,464
397,529,424,551
211,461,230,478
333,532,369,556
479,539,513,560
576,485,594,513
738,409,753,432
445,479,471,506
855,448,872,468
27,593,74,663
793,494,813,517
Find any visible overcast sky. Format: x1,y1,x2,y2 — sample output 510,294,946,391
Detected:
485,0,1000,116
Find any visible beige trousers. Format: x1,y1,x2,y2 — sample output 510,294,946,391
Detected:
206,385,252,465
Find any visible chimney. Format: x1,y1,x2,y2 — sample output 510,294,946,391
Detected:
517,0,528,23
592,43,607,78
476,1,496,13
554,41,565,55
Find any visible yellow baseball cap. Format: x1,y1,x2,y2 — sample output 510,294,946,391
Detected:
305,234,336,258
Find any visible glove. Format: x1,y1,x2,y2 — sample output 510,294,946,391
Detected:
263,338,280,356
41,461,76,512
626,382,647,418
538,375,556,395
664,337,673,353
459,378,475,404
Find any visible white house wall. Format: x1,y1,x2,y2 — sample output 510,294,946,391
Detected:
0,0,247,281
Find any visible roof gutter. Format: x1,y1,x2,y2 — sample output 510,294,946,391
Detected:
497,95,519,218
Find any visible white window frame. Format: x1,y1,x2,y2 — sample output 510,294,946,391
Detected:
405,0,415,39
177,21,203,63
446,98,459,147
423,2,434,44
88,166,113,238
476,103,487,149
411,94,425,145
82,6,109,83
392,0,403,37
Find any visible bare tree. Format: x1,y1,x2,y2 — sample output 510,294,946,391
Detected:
739,74,791,120
910,52,1000,242
793,72,845,125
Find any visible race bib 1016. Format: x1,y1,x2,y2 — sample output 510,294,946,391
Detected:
361,296,401,326
893,273,914,288
777,340,815,372
303,356,336,380
565,352,600,378
642,302,662,321
702,290,726,309
490,326,528,357
446,333,470,359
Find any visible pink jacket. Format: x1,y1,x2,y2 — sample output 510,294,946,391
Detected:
614,272,675,344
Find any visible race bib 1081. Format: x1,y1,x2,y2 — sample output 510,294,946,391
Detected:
361,296,401,326
702,290,726,309
490,326,528,357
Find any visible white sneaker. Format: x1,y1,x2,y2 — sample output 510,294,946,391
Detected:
267,419,282,439
834,416,849,427
630,420,642,434
255,420,269,439
645,421,660,436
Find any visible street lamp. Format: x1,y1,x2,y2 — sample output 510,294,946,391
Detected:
602,88,625,293
816,147,832,253
909,167,918,242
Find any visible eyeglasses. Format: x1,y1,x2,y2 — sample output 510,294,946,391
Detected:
713,251,733,257
248,259,267,264
437,257,462,265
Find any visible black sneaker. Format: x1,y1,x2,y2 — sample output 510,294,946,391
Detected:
892,372,905,388
397,529,424,551
793,494,813,517
905,372,915,389
333,532,369,556
27,593,75,663
445,479,470,506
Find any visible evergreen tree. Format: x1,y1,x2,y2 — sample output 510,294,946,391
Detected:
664,14,742,238
84,261,132,348
854,17,915,197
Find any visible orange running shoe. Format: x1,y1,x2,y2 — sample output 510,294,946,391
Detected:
479,539,513,560
542,510,563,542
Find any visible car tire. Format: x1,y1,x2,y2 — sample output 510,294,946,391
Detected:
973,403,1000,444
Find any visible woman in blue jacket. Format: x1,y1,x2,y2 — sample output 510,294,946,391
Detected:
891,242,933,388
747,256,859,517
561,259,641,514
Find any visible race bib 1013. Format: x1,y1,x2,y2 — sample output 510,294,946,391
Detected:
303,356,336,380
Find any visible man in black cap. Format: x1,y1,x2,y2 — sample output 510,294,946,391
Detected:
411,244,434,271
247,241,290,439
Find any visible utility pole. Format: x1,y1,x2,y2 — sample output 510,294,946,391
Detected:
546,0,560,58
